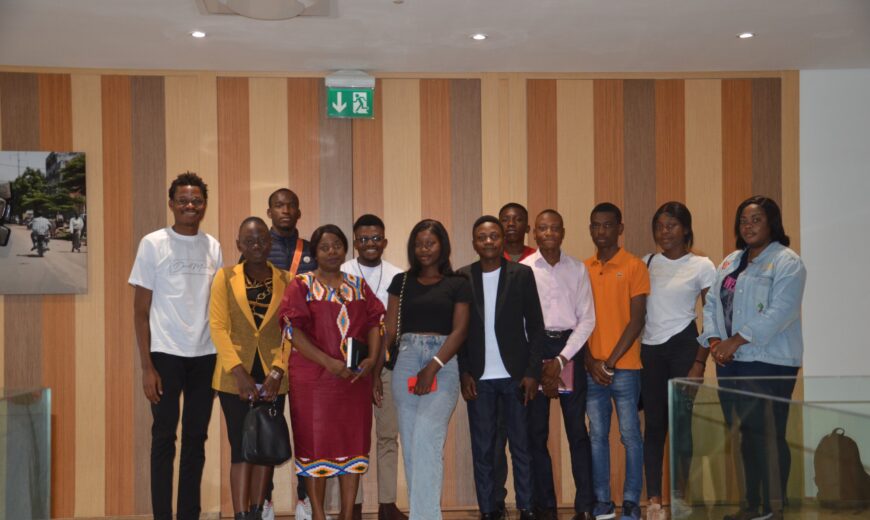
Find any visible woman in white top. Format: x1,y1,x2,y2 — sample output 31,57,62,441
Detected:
640,202,716,520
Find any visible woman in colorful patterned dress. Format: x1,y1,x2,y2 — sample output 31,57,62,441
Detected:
278,224,385,520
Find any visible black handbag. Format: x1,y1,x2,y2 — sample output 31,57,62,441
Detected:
384,272,407,370
241,400,292,465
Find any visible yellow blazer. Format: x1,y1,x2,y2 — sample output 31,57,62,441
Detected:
210,262,290,394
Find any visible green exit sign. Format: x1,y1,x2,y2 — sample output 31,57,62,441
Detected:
327,87,374,119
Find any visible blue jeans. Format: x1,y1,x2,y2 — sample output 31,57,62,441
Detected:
586,370,642,505
392,334,460,520
467,377,532,513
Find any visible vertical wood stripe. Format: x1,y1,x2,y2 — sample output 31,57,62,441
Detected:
507,74,528,206
526,80,558,226
101,74,135,516
449,79,482,268
131,76,167,514
594,80,625,210
287,78,321,241
38,73,77,518
420,79,453,233
780,71,800,252
352,80,384,223
480,74,501,217
381,79,421,269
751,78,782,203
623,80,657,257
654,80,686,206
250,77,290,235
71,72,107,517
318,82,354,240
721,79,753,253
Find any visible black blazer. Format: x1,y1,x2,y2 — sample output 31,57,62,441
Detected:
457,258,545,382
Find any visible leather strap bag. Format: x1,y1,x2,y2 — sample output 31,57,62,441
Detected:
241,400,292,466
384,272,407,370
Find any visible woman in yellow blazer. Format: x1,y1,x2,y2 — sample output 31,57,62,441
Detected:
211,217,291,520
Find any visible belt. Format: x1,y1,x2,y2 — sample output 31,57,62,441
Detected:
544,329,572,339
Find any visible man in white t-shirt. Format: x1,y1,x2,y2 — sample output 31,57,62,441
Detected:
128,172,223,520
340,214,406,520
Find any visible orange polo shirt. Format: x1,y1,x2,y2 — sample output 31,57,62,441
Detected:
584,248,650,369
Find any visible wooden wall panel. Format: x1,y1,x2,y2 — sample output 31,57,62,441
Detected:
38,72,76,518
101,74,135,516
593,80,625,210
71,73,107,517
0,67,800,517
751,78,782,203
287,78,320,240
623,80,657,257
352,80,384,223
526,80,558,225
449,79,483,268
721,79,753,253
654,80,686,206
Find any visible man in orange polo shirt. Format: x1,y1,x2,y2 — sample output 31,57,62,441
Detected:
583,203,649,520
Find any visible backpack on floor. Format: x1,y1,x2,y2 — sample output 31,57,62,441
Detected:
814,427,870,509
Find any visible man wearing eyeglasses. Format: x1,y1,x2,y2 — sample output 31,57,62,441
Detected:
129,172,223,520
340,214,407,520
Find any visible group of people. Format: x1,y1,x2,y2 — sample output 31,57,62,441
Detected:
130,172,805,520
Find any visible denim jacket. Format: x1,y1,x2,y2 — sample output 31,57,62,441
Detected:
698,241,806,367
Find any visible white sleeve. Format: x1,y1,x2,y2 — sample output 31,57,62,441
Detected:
698,257,717,291
128,238,156,290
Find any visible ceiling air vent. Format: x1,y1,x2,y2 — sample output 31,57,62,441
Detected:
196,0,332,20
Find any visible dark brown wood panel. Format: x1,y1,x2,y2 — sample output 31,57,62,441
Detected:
420,79,453,232
751,78,782,203
526,79,558,228
352,80,384,224
721,80,753,252
655,80,686,206
449,79,483,268
623,79,657,257
593,80,625,210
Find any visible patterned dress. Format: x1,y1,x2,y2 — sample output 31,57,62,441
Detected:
278,272,385,477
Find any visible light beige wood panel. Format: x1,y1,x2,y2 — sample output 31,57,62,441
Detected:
685,80,724,265
480,73,502,216
781,71,800,252
381,79,422,269
71,73,107,517
249,77,290,225
507,74,528,206
197,72,220,238
556,80,596,261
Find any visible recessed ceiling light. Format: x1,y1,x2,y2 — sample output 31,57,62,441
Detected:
471,33,488,41
737,32,755,39
191,30,207,39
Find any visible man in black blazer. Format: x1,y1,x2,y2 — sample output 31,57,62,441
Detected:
458,215,545,520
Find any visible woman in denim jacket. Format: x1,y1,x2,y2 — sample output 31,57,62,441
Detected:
699,196,806,520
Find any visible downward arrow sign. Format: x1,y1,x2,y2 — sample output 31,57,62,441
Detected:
332,91,347,113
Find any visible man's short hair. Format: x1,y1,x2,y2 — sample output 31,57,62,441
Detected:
238,216,268,233
472,215,504,234
498,202,528,219
169,172,208,201
353,214,385,232
267,188,299,208
591,202,622,224
536,208,563,224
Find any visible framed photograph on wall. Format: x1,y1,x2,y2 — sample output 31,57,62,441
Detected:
0,151,88,294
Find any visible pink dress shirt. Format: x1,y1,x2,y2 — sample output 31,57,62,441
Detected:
521,250,596,361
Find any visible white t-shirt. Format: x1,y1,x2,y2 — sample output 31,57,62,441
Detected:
341,258,403,309
128,227,223,357
642,252,716,345
481,268,511,380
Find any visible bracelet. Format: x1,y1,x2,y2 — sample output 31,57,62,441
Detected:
556,356,565,370
269,369,283,381
601,361,615,376
432,355,445,368
694,360,705,366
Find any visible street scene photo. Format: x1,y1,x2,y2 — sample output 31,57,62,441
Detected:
0,151,88,294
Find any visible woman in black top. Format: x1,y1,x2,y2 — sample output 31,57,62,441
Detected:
379,219,471,520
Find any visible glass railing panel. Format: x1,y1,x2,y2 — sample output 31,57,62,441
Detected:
0,387,51,520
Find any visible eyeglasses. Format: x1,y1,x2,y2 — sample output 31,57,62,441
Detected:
356,235,384,245
173,198,205,208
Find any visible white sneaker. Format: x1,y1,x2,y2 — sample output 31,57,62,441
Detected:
670,498,693,519
296,498,313,520
262,499,275,520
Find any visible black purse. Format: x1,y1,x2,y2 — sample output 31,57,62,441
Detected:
384,272,407,370
241,400,292,465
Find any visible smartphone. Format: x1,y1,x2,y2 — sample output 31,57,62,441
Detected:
407,376,438,393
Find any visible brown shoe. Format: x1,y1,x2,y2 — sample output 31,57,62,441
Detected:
378,503,408,520
353,504,363,520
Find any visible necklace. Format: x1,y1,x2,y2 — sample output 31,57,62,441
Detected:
355,258,383,294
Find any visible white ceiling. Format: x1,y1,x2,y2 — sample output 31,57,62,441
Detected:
1,0,869,73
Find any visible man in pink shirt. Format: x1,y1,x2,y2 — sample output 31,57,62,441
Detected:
521,209,596,520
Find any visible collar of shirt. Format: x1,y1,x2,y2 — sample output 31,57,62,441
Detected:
587,247,629,271
270,227,298,245
503,245,536,262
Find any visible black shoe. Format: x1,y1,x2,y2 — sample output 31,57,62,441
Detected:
534,508,557,520
519,510,536,520
571,513,594,520
248,504,263,520
234,512,247,520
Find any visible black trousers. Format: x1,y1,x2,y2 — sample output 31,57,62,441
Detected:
527,336,593,513
491,400,509,508
718,361,799,513
639,321,698,498
150,352,216,520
